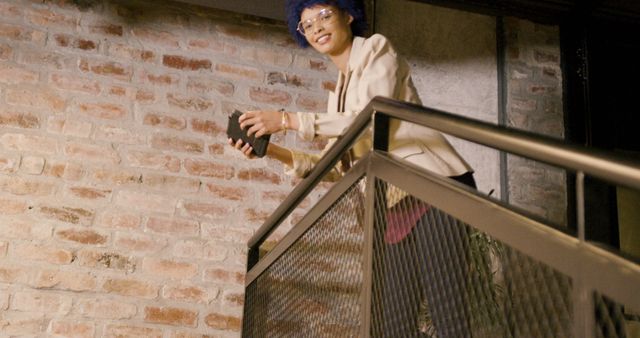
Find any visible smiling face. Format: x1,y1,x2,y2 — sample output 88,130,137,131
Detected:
299,4,354,57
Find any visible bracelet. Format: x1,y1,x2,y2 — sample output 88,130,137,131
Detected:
280,109,288,135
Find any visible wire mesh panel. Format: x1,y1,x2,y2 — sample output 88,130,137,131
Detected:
243,179,366,337
370,180,575,338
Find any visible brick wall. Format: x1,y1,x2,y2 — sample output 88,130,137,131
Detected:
0,0,332,336
504,18,567,226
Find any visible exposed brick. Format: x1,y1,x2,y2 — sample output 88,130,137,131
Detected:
97,211,141,229
0,22,46,43
64,142,121,164
204,183,248,201
201,223,253,244
0,241,7,257
102,278,158,299
143,112,187,130
116,190,177,214
193,122,225,141
204,312,241,331
79,58,133,82
143,71,180,86
17,49,76,70
38,205,94,225
151,134,204,154
132,28,181,49
0,176,56,196
0,110,41,129
322,80,336,91
76,101,128,120
0,155,19,174
48,320,95,338
12,291,72,314
178,201,232,221
114,232,167,253
144,306,198,327
208,143,224,155
108,43,155,62
215,63,262,81
43,161,84,180
0,311,46,335
79,298,137,319
6,87,66,111
95,125,146,144
296,94,326,111
1,133,57,154
203,243,229,262
0,63,39,84
0,2,22,18
68,186,112,200
55,227,108,245
187,38,224,53
135,89,155,103
31,270,97,291
103,324,162,338
0,265,29,283
162,284,209,304
267,72,312,88
167,93,214,112
126,150,181,172
172,331,217,338
173,240,204,259
142,258,198,279
50,73,100,94
184,159,233,179
534,49,559,63
0,196,28,214
19,156,45,174
203,267,244,285
249,87,292,106
76,249,136,272
216,23,261,41
90,168,141,186
26,8,78,30
87,21,124,36
163,55,212,71
245,208,270,223
0,218,52,240
0,43,12,60
187,77,234,96
222,289,244,306
47,115,92,138
237,168,282,184
53,33,99,51
145,216,200,236
241,47,292,67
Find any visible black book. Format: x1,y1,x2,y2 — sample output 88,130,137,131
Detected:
226,110,270,158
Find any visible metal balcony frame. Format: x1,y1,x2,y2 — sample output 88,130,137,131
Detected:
244,96,640,337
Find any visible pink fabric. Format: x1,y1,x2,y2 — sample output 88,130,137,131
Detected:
384,198,430,244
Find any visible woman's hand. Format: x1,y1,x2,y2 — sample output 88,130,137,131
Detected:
228,138,257,159
239,110,284,138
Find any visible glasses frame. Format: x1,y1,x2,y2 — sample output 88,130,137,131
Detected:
296,8,337,35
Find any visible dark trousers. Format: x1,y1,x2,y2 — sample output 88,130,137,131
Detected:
378,173,476,337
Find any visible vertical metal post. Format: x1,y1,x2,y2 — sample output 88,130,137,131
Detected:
573,171,595,338
360,161,376,337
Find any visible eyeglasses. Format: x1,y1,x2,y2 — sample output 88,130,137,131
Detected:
296,9,337,35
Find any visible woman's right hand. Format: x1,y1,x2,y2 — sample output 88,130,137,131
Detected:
228,138,257,159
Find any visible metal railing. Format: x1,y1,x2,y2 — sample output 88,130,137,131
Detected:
243,97,640,337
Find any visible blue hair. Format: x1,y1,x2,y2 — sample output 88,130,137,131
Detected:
285,0,368,48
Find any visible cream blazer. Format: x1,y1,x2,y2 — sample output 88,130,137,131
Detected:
287,34,472,181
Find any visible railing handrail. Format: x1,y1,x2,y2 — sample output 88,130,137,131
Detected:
247,96,640,264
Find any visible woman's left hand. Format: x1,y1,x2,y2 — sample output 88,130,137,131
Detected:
239,110,283,137
228,138,257,159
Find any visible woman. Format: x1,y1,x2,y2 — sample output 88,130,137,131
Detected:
230,0,476,336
